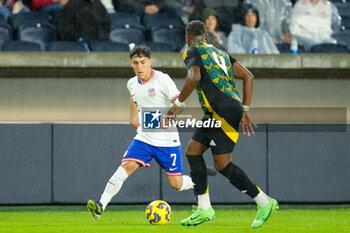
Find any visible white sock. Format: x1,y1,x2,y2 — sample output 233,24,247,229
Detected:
198,193,212,210
253,191,270,207
178,175,194,191
99,166,128,210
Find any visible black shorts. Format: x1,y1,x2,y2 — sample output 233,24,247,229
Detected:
192,126,235,154
192,83,244,154
192,112,242,155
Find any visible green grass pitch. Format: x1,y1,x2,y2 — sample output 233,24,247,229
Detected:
0,205,349,233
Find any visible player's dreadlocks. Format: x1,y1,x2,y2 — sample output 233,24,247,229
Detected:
185,20,206,39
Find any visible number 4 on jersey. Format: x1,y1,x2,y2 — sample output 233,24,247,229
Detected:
211,51,229,76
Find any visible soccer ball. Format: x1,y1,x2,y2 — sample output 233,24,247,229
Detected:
145,200,172,224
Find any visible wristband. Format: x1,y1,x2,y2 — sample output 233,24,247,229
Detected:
174,98,185,107
243,105,250,112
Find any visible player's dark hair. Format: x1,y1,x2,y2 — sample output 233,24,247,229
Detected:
129,45,151,59
186,20,206,38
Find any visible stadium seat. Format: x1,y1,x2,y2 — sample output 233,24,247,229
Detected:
275,43,305,54
1,41,42,51
109,12,143,30
0,14,5,24
310,43,349,53
329,0,347,3
334,2,350,16
18,25,57,51
151,26,185,51
334,2,350,30
0,23,12,46
143,12,185,30
110,27,145,45
9,12,53,31
340,15,350,30
332,30,350,49
49,10,61,27
46,41,86,52
139,42,175,52
90,41,130,52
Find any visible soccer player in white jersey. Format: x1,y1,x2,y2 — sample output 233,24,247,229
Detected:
87,45,194,219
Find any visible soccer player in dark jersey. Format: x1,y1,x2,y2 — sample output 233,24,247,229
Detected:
169,20,278,228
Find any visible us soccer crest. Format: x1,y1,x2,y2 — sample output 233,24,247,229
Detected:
148,88,156,97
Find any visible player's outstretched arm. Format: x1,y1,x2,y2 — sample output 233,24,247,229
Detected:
233,62,257,136
179,66,201,102
168,66,201,116
129,98,140,129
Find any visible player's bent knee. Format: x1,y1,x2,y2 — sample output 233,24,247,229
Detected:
214,162,228,172
213,154,232,171
170,182,182,191
121,161,141,176
167,177,182,191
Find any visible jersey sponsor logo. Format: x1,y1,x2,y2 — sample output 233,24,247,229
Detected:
143,110,161,129
169,167,178,171
148,88,156,97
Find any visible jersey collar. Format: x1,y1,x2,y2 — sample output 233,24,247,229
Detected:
137,69,154,85
194,41,207,46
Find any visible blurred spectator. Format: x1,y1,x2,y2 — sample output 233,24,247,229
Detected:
28,0,66,13
165,0,206,24
100,0,115,13
112,0,166,16
0,0,30,20
204,0,239,9
289,0,337,52
0,1,13,20
227,5,279,54
245,0,293,43
203,0,242,35
13,0,30,13
58,0,110,43
201,7,227,51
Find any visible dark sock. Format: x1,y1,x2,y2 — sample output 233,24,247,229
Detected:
186,155,208,196
219,162,259,198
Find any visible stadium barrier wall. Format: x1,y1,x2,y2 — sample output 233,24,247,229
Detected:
0,123,349,204
0,53,349,204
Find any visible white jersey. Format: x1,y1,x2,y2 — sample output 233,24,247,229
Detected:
289,0,332,42
127,69,180,147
